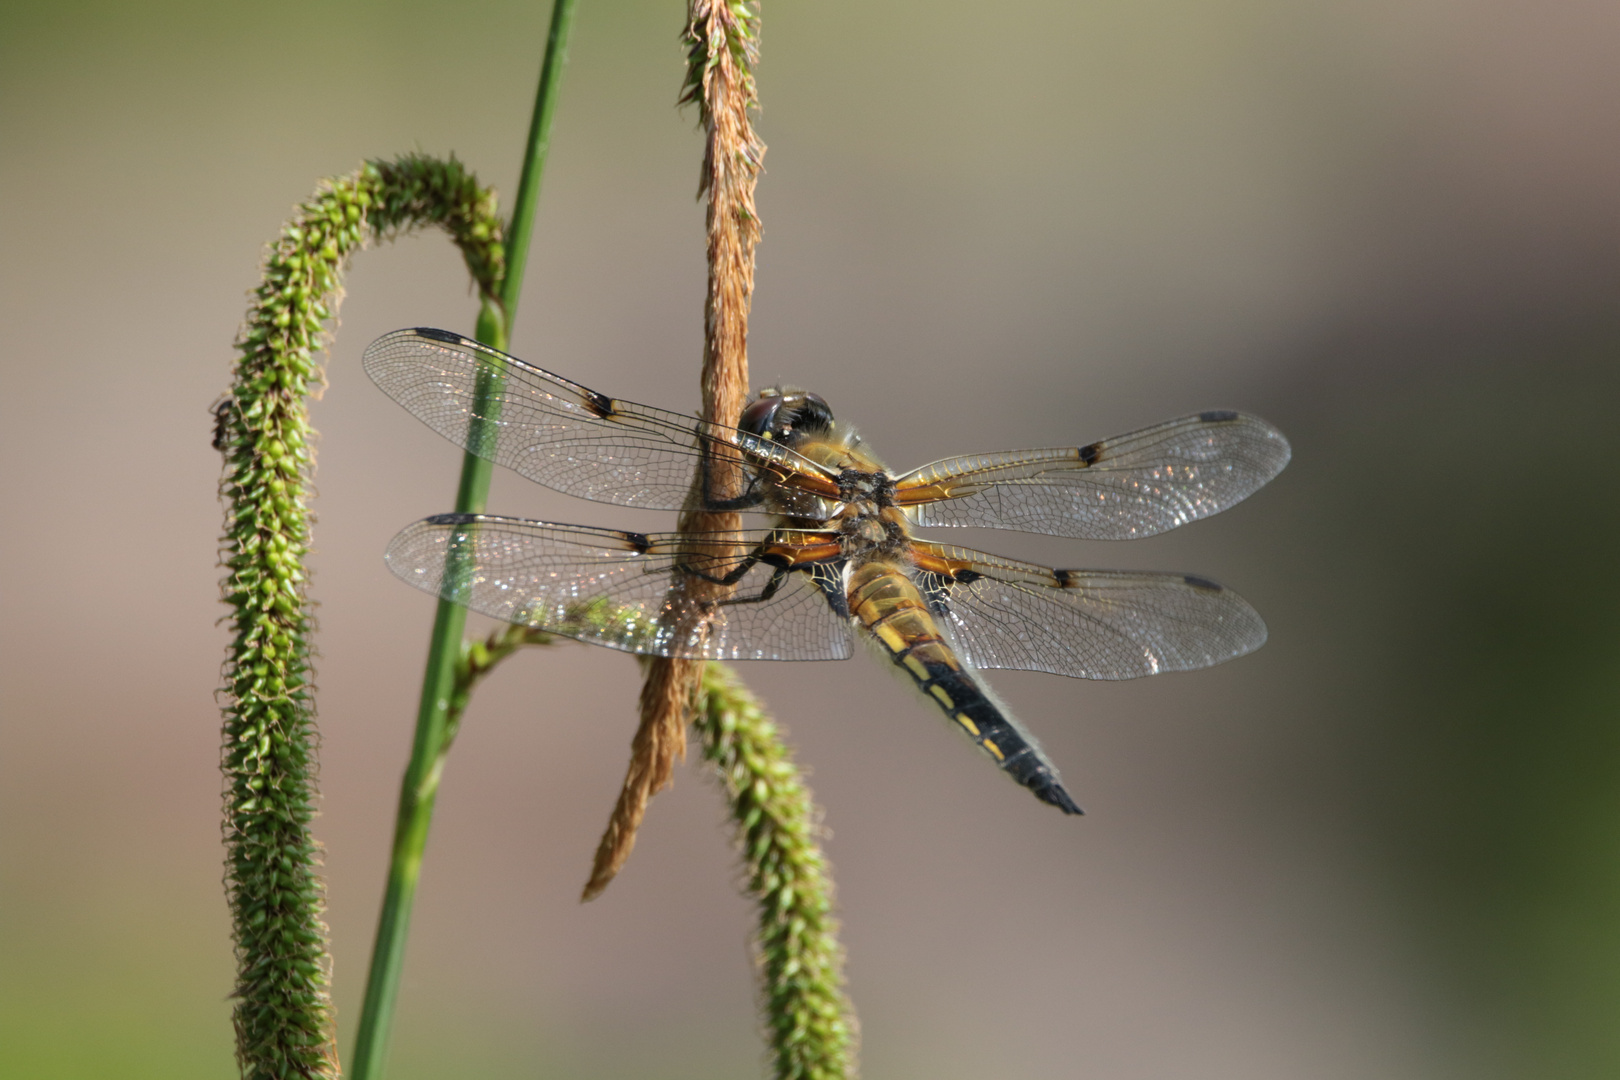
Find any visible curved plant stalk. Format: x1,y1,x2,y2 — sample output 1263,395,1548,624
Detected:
218,154,505,1080
698,665,858,1080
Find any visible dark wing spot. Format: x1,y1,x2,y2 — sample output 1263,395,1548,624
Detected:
1182,574,1222,592
622,531,652,554
426,512,480,526
952,568,983,585
415,327,467,345
583,390,616,419
1053,568,1073,586
1199,409,1239,423
1078,442,1102,466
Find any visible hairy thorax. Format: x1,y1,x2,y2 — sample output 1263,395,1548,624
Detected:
789,433,913,562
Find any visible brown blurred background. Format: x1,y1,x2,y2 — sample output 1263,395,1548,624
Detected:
3,0,1619,1077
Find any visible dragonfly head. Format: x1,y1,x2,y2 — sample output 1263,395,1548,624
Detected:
739,388,835,446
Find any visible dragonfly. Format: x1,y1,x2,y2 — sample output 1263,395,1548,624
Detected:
364,327,1290,815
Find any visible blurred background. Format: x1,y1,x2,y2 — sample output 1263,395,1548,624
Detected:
3,0,1618,1077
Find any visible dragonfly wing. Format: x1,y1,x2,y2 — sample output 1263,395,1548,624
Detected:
385,514,856,663
909,542,1267,680
894,411,1290,539
363,328,840,515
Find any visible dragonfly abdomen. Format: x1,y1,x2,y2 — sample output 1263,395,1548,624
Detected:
847,561,1083,815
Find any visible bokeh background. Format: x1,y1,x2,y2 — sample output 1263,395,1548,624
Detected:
3,0,1619,1077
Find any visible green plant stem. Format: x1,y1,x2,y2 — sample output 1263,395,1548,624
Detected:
347,4,578,1077
503,0,578,319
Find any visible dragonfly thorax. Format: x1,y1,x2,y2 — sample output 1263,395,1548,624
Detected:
836,467,896,504
834,476,911,558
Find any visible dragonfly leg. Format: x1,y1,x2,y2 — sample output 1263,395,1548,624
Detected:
695,453,768,512
675,547,766,588
715,565,791,608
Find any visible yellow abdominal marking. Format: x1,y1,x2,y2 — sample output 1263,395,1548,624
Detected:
954,712,981,737
981,738,1005,760
929,684,955,708
902,655,930,680
873,623,909,653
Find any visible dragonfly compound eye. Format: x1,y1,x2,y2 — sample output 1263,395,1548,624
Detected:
793,393,835,433
740,390,835,441
739,393,786,438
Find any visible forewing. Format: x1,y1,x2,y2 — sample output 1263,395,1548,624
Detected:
385,514,855,662
911,542,1267,680
363,328,840,515
895,411,1290,539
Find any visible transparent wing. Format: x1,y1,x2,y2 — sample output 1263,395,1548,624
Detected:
894,411,1290,539
363,328,841,516
385,514,856,663
910,542,1267,680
